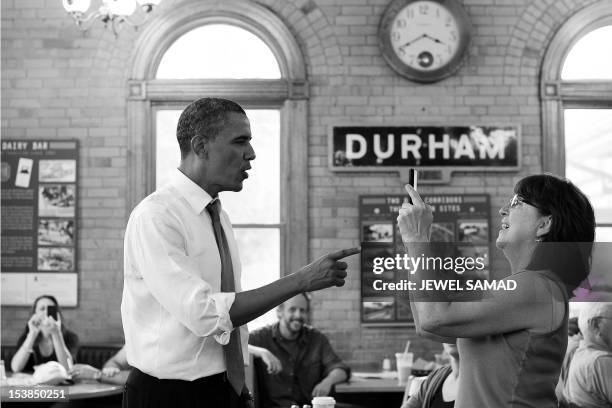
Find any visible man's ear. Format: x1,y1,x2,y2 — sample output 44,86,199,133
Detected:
536,215,552,239
589,316,603,335
191,135,208,158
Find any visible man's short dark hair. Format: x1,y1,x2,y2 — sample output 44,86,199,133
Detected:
278,292,312,311
176,98,246,158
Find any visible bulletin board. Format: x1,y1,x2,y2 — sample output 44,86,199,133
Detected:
359,194,490,326
1,140,79,306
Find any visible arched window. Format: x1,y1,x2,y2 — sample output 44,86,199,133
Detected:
541,3,612,242
127,1,308,329
156,24,281,79
561,25,612,80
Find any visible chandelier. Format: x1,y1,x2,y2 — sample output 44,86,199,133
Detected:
62,0,163,36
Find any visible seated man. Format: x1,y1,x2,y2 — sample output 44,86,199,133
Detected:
248,293,350,408
564,302,612,408
71,345,130,385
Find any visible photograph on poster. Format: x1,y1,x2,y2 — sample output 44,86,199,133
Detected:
396,296,413,320
37,247,74,271
457,219,489,245
362,222,394,242
455,245,490,277
363,297,395,321
38,219,74,246
38,184,75,217
430,222,455,242
39,160,76,182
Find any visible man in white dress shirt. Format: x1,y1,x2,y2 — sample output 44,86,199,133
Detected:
121,98,358,408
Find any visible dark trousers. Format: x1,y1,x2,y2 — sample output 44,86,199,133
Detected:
123,367,247,408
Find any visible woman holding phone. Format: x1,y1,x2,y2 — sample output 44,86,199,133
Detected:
11,294,79,373
398,174,595,407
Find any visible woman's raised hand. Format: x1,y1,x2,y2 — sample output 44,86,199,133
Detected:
397,184,433,243
27,313,42,335
40,314,62,335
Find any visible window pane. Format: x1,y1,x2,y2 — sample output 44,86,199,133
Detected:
562,25,612,80
220,110,280,224
564,109,612,225
156,110,182,189
156,24,281,79
596,227,612,242
234,228,280,330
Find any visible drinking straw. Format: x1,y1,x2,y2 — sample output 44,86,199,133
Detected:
404,340,411,354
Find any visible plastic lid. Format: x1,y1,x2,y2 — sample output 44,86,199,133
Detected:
312,396,336,403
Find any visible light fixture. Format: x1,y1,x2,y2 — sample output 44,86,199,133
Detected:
62,0,163,37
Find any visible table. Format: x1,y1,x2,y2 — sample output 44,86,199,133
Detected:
1,375,123,403
335,376,405,393
334,372,407,408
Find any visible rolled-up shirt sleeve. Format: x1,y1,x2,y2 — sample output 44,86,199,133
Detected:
127,207,234,342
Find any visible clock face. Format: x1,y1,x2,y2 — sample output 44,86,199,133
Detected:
378,0,472,82
390,1,459,71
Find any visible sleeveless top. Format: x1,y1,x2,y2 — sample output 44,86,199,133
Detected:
15,330,79,372
430,383,455,408
456,270,569,408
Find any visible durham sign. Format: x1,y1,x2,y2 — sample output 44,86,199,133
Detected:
329,125,520,175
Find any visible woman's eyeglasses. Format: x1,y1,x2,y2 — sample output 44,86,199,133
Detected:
508,194,539,210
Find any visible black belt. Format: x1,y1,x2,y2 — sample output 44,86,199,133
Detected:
127,367,228,388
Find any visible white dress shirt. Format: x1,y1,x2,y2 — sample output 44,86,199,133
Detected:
121,169,248,380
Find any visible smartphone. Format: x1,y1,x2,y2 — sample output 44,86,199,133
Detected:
408,168,418,191
47,305,58,320
403,169,418,205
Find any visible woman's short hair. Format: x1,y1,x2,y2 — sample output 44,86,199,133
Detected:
517,174,595,292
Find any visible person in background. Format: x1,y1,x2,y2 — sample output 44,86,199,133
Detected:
248,344,283,375
398,174,595,407
70,345,131,385
563,302,612,407
121,97,358,408
556,317,582,407
248,294,350,408
11,294,78,373
402,343,460,408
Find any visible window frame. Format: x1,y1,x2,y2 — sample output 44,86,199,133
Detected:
541,4,612,175
127,0,309,276
541,2,612,235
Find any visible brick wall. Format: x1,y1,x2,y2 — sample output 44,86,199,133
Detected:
1,0,598,369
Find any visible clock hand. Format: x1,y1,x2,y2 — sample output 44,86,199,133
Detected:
423,33,446,45
399,33,427,49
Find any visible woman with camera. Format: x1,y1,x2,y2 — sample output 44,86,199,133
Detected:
398,174,595,407
10,294,79,373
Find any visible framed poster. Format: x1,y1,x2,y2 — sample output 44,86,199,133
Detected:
359,194,490,325
1,140,78,306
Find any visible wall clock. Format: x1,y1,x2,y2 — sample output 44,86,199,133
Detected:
378,0,472,83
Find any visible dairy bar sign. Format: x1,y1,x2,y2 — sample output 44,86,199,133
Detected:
330,125,520,171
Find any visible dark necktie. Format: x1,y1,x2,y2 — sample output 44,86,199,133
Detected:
206,199,245,396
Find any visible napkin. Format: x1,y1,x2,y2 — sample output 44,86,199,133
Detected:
32,361,71,385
